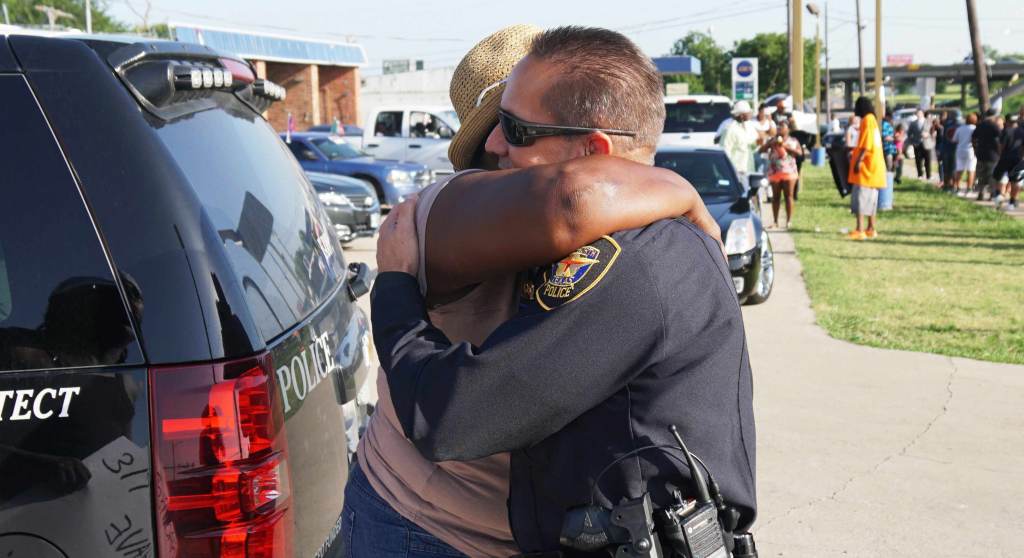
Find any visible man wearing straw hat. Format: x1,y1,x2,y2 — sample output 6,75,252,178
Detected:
345,25,723,558
366,26,756,557
721,100,761,187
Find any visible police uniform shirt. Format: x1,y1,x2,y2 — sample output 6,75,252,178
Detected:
370,217,757,553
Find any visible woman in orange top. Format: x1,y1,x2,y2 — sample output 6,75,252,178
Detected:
847,96,887,240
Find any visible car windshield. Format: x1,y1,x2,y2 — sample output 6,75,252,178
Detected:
654,151,743,201
440,110,461,132
664,102,732,133
311,136,365,160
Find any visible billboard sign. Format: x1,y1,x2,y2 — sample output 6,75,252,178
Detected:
886,54,914,66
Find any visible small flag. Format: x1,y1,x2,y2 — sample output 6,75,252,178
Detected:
286,112,294,143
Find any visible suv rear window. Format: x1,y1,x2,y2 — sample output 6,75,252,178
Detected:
0,75,143,371
149,96,346,341
664,102,732,133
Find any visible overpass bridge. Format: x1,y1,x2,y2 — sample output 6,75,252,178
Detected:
828,62,1024,109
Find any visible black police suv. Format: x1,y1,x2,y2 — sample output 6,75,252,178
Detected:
656,147,775,304
305,171,382,244
0,33,374,558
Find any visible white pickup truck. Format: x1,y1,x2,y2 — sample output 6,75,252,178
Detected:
358,105,460,175
660,94,734,147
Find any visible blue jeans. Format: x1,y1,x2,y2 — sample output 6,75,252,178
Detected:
341,461,467,558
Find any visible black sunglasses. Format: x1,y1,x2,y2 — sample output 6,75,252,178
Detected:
497,109,638,147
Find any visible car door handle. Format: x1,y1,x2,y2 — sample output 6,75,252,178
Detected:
409,144,422,149
366,143,379,148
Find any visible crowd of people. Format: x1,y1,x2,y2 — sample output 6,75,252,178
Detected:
850,105,1024,211
832,102,1023,240
687,94,1021,242
721,98,807,230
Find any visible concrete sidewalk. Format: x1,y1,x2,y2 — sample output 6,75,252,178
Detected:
743,231,1024,557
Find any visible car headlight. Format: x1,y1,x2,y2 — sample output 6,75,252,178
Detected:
387,169,413,185
318,191,353,207
724,218,757,256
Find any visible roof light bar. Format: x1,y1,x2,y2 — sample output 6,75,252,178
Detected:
171,64,236,92
253,79,287,102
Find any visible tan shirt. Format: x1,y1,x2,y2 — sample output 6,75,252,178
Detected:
356,171,521,557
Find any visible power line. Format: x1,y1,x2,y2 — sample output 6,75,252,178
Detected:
622,3,785,36
614,0,758,33
618,1,782,35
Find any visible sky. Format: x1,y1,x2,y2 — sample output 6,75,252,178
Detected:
105,0,1024,75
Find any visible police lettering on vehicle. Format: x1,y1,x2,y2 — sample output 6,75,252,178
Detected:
0,387,81,420
275,330,337,414
535,236,621,311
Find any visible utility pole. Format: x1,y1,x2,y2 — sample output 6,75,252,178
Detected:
791,0,804,107
34,5,73,30
965,0,990,112
787,0,791,97
2,4,10,25
85,0,92,33
825,1,832,123
808,2,822,147
874,0,883,118
855,0,866,96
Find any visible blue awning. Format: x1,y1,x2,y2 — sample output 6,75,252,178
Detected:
652,56,701,76
171,23,367,67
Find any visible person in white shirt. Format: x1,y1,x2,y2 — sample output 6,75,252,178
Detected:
845,115,861,153
752,104,776,173
953,113,979,195
722,100,761,185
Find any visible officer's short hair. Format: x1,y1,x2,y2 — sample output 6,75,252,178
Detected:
529,26,665,160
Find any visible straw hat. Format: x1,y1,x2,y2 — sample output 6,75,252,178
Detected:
448,24,542,171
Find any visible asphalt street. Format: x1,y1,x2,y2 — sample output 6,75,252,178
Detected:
340,230,1024,556
342,235,380,402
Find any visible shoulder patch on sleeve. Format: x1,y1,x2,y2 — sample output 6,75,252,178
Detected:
534,236,621,311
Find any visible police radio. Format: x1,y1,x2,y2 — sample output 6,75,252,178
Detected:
559,425,757,558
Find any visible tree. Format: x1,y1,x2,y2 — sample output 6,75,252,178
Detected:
139,22,172,39
670,31,729,95
669,31,819,105
4,0,127,33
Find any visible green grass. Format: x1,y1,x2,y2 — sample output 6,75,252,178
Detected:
787,165,1024,365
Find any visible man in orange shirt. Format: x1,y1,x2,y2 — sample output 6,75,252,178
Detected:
847,96,887,240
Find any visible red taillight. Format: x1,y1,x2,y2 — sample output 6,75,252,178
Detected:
220,58,256,86
151,355,293,558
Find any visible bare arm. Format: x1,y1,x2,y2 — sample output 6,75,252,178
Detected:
424,155,718,298
851,149,865,172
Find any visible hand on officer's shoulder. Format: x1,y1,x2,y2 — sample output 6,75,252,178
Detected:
377,197,419,277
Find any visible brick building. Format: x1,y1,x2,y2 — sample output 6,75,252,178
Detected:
171,24,366,132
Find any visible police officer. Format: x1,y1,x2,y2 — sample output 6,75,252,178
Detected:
372,27,756,555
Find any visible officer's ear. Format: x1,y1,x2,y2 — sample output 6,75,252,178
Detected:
585,132,614,157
